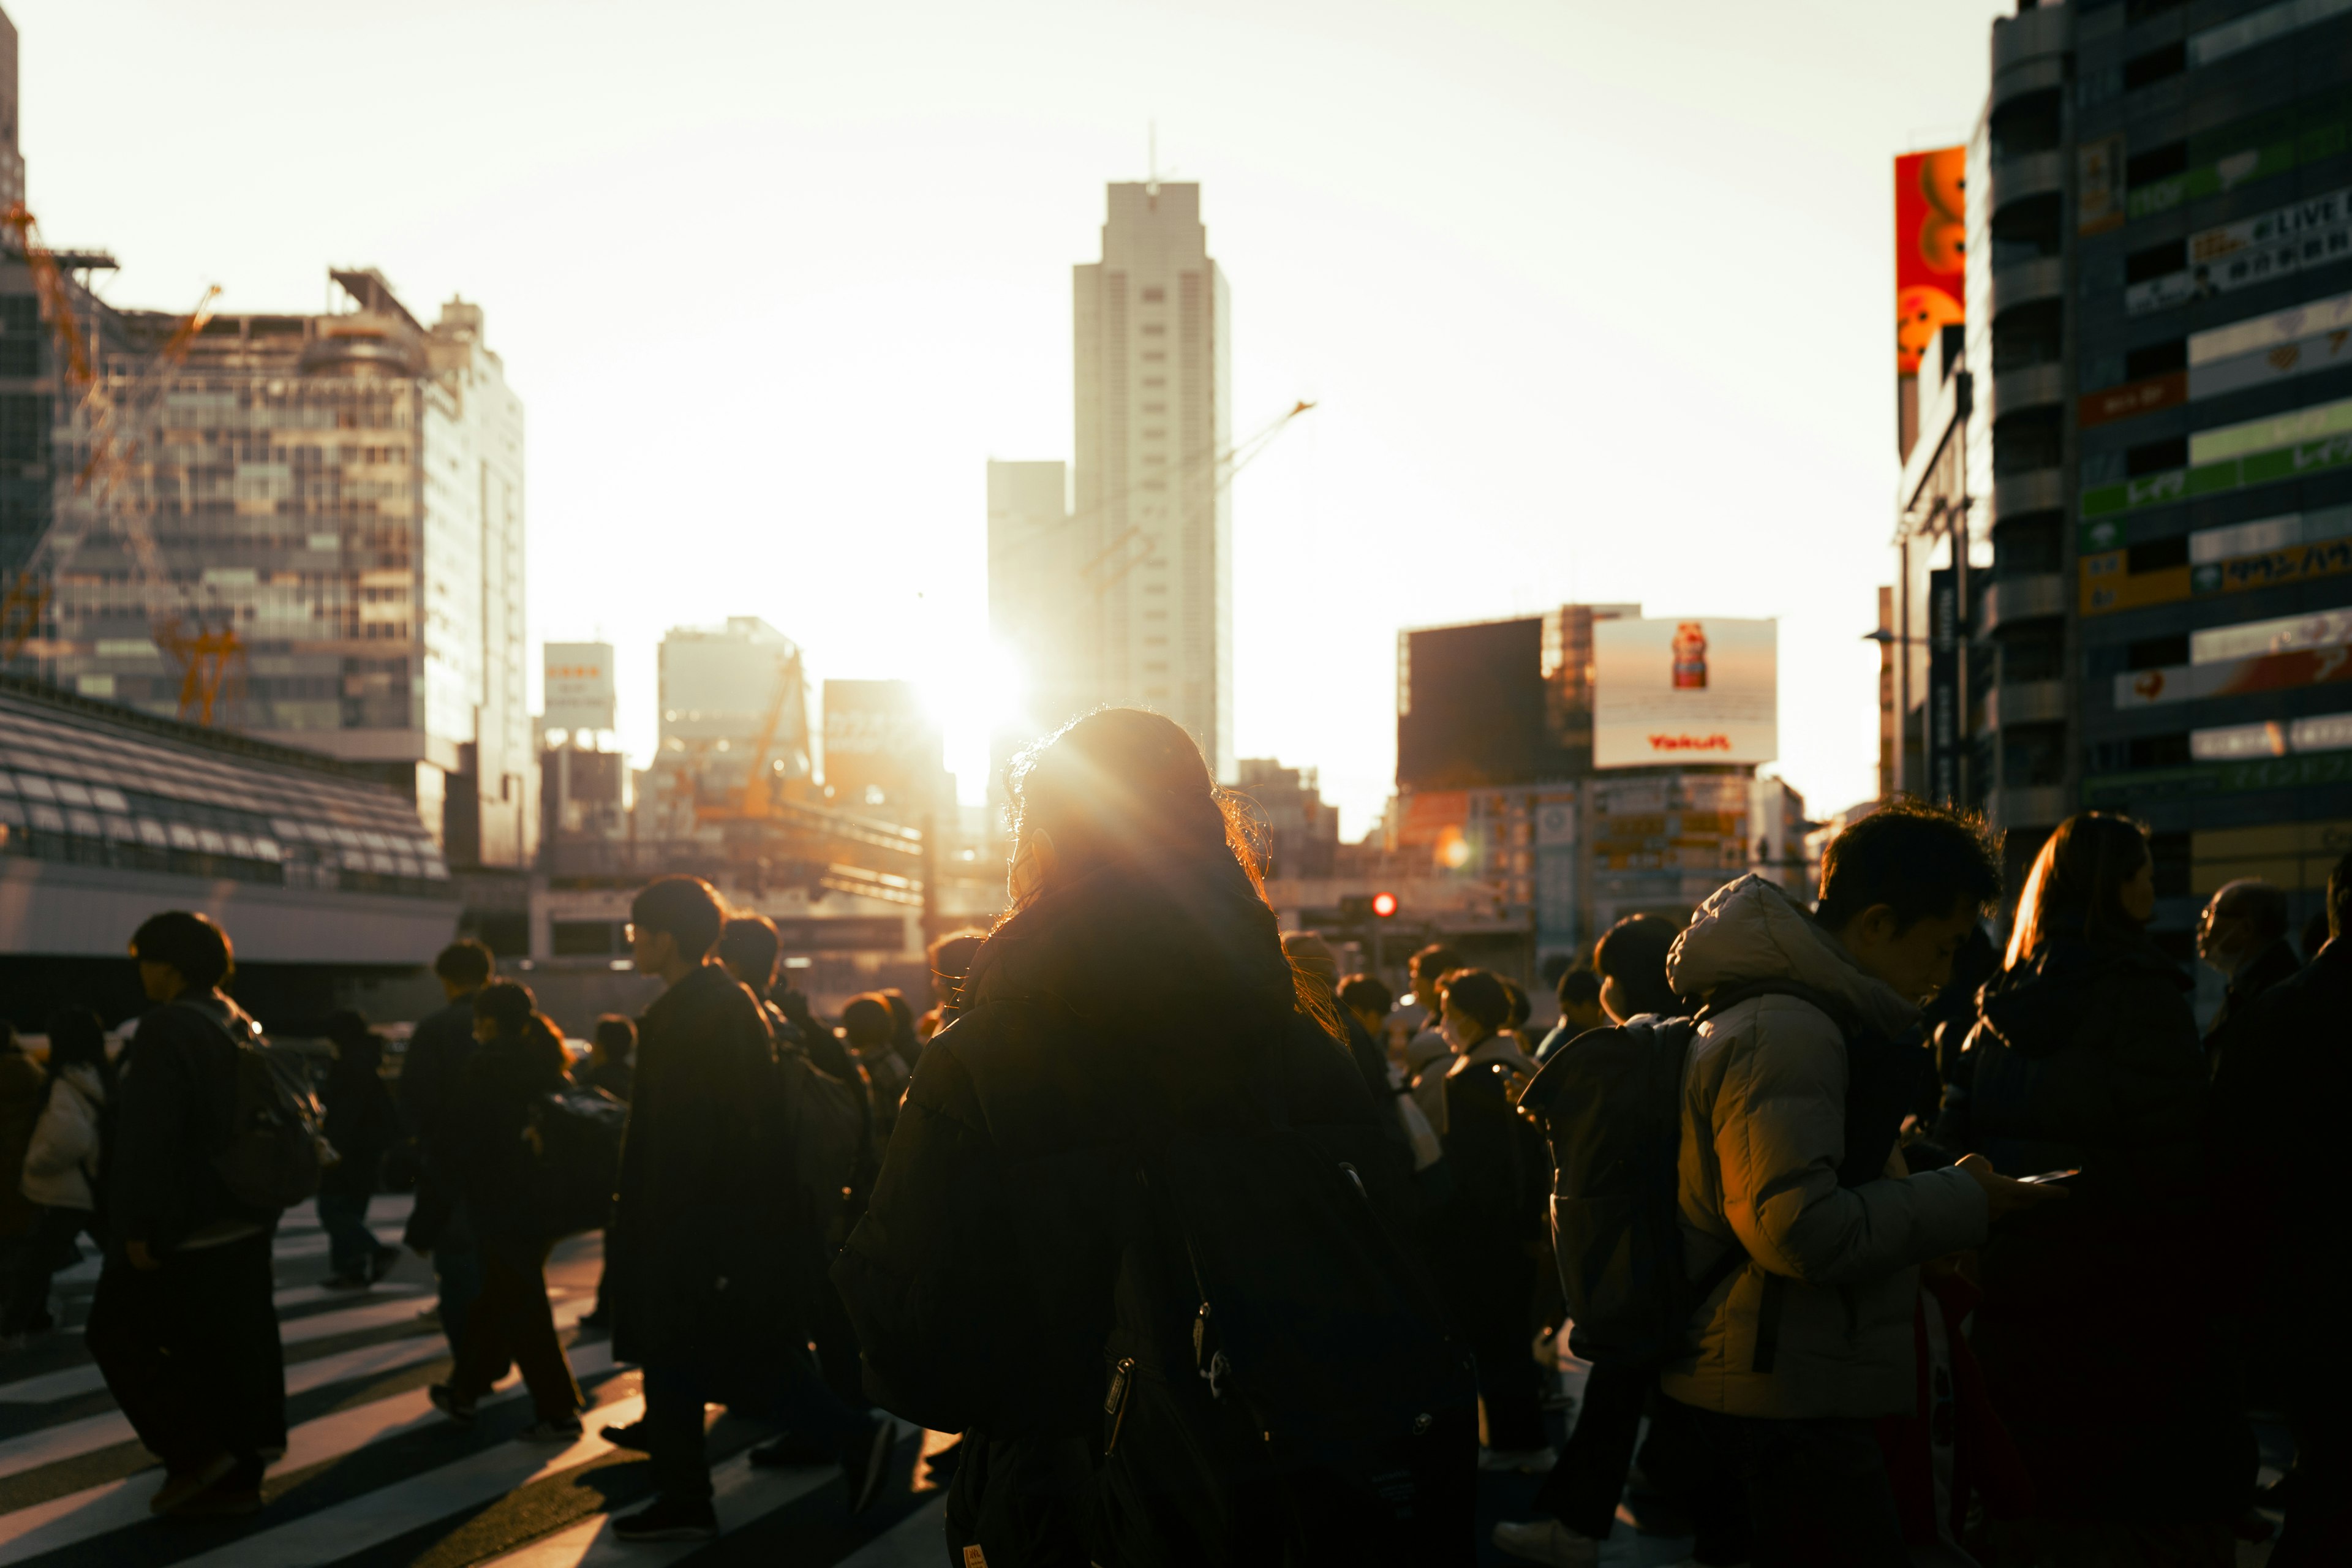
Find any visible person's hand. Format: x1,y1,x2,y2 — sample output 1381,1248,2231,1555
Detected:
124,1240,161,1272
1958,1153,2068,1220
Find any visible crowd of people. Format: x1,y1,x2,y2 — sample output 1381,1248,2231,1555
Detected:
0,702,2340,1566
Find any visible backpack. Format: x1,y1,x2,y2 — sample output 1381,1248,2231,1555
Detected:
775,1045,876,1245
1519,980,1914,1370
184,1003,330,1213
1095,1116,1480,1566
520,1087,630,1239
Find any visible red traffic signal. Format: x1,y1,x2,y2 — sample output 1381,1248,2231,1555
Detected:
1370,891,1399,919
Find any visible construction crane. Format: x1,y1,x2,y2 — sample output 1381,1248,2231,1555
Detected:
0,202,230,722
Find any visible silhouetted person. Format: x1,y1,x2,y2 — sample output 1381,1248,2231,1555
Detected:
402,938,496,1365
317,1011,401,1289
2196,878,2297,1079
9,1008,110,1337
1534,967,1604,1064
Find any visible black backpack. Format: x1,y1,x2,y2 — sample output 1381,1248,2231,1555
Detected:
1095,1117,1480,1566
521,1087,630,1239
1519,979,1913,1370
186,1003,329,1213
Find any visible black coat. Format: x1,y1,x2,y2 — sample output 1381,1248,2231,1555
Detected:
610,963,793,1378
831,862,1409,1561
452,1028,570,1238
107,992,279,1253
2202,935,2302,1078
1939,931,2239,1520
320,1052,400,1200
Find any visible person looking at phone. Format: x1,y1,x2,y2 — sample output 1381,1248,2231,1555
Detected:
1939,812,2239,1562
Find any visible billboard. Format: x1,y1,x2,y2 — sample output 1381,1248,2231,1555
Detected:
1593,617,1777,769
822,679,942,815
543,641,615,734
1895,147,1967,376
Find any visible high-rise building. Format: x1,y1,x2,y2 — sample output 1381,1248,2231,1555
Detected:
18,269,532,869
0,7,24,217
1893,0,2352,957
638,616,808,838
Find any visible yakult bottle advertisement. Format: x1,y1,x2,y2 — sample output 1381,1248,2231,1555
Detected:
1591,617,1779,769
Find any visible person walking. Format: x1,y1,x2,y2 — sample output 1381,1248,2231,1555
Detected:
0,1024,46,1344
2219,850,2352,1564
832,707,1471,1566
317,1011,401,1290
1655,805,2054,1568
9,1008,110,1339
1945,813,2244,1566
609,876,892,1542
427,981,582,1441
402,939,495,1365
2195,878,2299,1078
1428,967,1552,1474
86,911,287,1518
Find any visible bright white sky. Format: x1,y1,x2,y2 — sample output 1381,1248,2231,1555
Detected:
17,0,2013,834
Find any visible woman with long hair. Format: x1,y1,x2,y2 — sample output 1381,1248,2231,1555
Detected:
428,981,582,1441
832,707,1468,1566
1940,813,2241,1565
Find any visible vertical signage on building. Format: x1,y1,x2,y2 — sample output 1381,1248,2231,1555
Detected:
1927,569,1960,806
1895,147,1967,377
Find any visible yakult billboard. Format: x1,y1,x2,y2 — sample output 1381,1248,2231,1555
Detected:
1593,617,1778,769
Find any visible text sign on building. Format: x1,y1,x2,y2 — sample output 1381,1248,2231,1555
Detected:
1592,618,1778,769
543,641,616,733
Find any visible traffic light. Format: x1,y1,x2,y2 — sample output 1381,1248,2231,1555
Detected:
1371,891,1398,919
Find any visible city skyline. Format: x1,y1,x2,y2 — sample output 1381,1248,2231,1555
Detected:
7,0,2016,834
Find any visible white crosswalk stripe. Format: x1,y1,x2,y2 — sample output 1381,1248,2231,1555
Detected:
0,1195,950,1567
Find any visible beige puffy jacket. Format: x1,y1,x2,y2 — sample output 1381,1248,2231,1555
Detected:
1659,875,1988,1420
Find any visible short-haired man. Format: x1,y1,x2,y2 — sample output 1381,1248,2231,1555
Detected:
2195,878,2299,1076
2215,851,2352,1555
86,911,286,1518
401,938,495,1364
1651,804,2054,1565
610,877,893,1540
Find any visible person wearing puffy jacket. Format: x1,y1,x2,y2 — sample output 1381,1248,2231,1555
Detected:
0,1022,51,1342
1939,812,2243,1566
1655,803,2054,1568
6,1008,110,1337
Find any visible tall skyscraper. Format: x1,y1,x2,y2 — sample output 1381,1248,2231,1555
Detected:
1072,181,1233,780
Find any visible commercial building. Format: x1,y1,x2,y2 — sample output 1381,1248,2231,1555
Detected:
987,181,1234,782
1233,758,1340,880
0,673,459,1028
1894,0,2352,952
637,616,809,839
8,266,533,872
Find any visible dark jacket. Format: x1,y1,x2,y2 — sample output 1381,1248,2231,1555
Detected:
1430,1038,1545,1282
453,1026,571,1238
831,862,1406,1562
107,992,279,1254
610,963,791,1378
2214,937,2350,1381
578,1056,633,1103
1938,930,2236,1519
2202,935,2302,1078
400,990,481,1251
320,1048,401,1199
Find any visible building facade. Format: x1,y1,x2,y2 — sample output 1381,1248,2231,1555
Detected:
11,268,532,870
1953,0,2352,947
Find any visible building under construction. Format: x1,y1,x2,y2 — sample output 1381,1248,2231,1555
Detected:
0,263,533,874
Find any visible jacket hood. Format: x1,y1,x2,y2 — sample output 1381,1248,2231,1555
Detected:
1979,929,2185,1060
1665,873,1920,1039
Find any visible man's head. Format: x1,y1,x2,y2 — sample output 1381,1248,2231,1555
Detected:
1555,967,1604,1033
927,928,987,1007
1336,972,1393,1039
1814,800,2001,1003
2196,878,2290,974
129,910,232,1002
630,876,726,984
1594,915,1681,1024
1434,968,1511,1050
715,913,782,992
840,993,896,1051
1408,943,1463,1006
432,939,494,1001
592,1014,636,1065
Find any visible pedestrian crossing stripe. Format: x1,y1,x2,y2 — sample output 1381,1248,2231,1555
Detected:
0,1197,950,1567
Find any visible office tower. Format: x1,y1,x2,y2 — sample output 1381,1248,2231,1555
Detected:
985,458,1082,749
1892,0,2352,951
1073,181,1233,780
23,269,532,869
